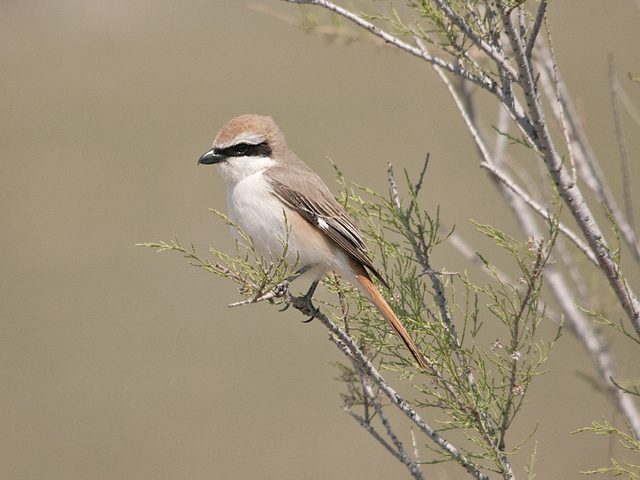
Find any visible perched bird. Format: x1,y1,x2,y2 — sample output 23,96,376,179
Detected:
199,114,427,369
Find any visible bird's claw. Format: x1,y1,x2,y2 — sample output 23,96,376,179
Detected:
279,291,294,312
276,279,320,321
279,302,291,312
301,307,319,323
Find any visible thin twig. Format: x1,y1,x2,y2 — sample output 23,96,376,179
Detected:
214,263,259,291
464,0,487,36
355,362,424,479
228,280,286,307
498,241,547,451
431,0,521,82
544,14,577,182
609,54,637,242
525,0,547,58
411,427,421,467
282,0,501,95
480,161,598,266
228,264,315,307
343,408,405,461
406,154,429,219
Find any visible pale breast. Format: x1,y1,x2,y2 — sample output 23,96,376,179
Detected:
225,171,341,277
226,171,288,259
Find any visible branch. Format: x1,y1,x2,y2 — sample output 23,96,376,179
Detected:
387,162,517,478
356,362,424,479
343,408,408,464
536,49,640,264
416,13,640,440
498,240,547,451
308,303,488,479
525,0,548,58
609,54,637,246
282,0,500,95
416,35,598,266
479,161,598,266
430,0,520,82
498,2,640,340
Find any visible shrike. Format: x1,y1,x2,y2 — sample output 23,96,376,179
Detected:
198,114,427,369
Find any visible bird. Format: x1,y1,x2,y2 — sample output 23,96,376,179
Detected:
198,114,427,369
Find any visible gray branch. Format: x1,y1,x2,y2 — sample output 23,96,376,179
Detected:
316,309,488,479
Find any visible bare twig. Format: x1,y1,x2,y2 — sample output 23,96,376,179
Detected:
342,408,404,462
525,0,548,58
407,154,430,219
356,363,424,479
609,54,637,242
431,0,521,82
417,35,598,266
543,15,577,182
282,0,502,96
536,49,640,263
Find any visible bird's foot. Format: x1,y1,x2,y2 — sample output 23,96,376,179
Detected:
295,280,320,322
277,280,319,321
292,294,319,322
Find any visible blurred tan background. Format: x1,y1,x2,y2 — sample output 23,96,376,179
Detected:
2,1,640,478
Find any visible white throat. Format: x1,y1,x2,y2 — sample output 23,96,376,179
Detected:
215,155,283,258
215,155,276,185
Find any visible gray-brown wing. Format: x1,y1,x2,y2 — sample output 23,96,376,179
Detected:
269,178,388,288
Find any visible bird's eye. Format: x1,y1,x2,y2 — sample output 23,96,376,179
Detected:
234,143,250,155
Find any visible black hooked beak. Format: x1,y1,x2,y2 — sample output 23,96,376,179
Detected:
198,148,226,165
